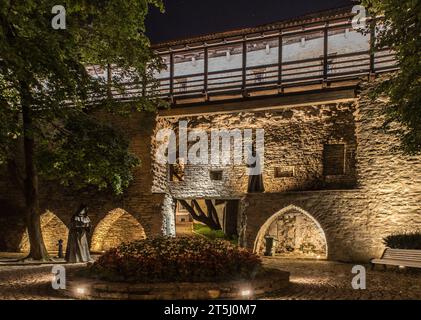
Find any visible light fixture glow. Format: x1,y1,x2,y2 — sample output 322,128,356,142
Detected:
76,287,87,295
241,289,252,297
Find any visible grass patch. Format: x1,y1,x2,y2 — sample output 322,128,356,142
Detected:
193,223,238,244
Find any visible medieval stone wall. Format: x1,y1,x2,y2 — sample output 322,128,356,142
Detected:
0,79,420,262
0,111,165,252
244,81,421,262
261,208,327,258
153,102,358,199
154,80,421,262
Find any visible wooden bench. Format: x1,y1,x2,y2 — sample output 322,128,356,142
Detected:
371,248,421,269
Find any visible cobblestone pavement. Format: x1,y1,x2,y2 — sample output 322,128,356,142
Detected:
263,258,421,300
0,257,420,300
0,264,84,300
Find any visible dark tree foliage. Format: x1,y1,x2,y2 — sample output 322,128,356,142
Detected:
362,0,421,154
0,0,164,260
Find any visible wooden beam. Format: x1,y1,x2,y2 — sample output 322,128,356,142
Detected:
242,39,247,94
323,25,329,81
204,46,209,96
169,52,174,97
159,87,357,118
278,34,283,86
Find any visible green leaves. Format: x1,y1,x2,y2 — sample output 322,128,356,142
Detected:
0,0,164,195
0,75,21,165
362,0,421,154
36,114,140,195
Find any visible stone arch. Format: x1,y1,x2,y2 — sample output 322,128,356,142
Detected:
253,205,328,259
91,208,146,252
19,210,69,252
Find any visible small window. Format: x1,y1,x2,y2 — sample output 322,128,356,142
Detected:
274,166,295,178
169,162,185,182
210,170,223,181
323,144,345,176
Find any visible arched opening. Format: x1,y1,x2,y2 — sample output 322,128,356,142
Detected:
91,208,146,252
19,210,69,253
254,205,327,259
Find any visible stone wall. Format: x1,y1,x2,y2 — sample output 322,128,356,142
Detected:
66,268,290,300
154,102,358,199
0,79,420,262
154,80,421,263
0,111,166,252
20,211,69,252
242,80,421,262
261,208,327,258
90,208,147,252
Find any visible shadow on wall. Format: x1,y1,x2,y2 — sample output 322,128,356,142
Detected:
0,200,26,251
254,204,328,259
19,210,69,253
90,208,146,253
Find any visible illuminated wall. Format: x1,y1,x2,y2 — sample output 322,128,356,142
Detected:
256,206,327,259
91,208,146,252
153,78,420,262
19,210,68,253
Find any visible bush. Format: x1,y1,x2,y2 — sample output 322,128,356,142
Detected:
194,224,227,239
383,231,421,249
193,224,238,244
87,237,262,283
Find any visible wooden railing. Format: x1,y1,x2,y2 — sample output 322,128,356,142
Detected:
147,49,397,101
107,18,398,103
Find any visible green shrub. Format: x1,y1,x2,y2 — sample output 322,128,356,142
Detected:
193,224,225,239
87,237,261,283
383,231,421,249
193,223,238,244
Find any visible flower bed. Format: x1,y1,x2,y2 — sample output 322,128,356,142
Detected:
85,237,262,283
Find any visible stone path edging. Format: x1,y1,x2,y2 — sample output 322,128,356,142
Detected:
65,269,290,300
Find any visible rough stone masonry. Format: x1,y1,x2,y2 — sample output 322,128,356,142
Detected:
0,78,420,262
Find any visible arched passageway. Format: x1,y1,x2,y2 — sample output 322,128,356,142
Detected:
20,210,69,253
91,208,146,252
254,205,327,259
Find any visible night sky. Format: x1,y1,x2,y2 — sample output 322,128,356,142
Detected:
146,0,355,44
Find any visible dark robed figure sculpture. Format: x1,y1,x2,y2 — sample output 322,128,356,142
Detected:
65,204,93,263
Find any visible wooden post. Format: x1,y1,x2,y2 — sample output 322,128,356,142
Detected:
278,33,283,91
204,46,209,99
242,39,247,96
169,52,174,99
323,25,329,83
